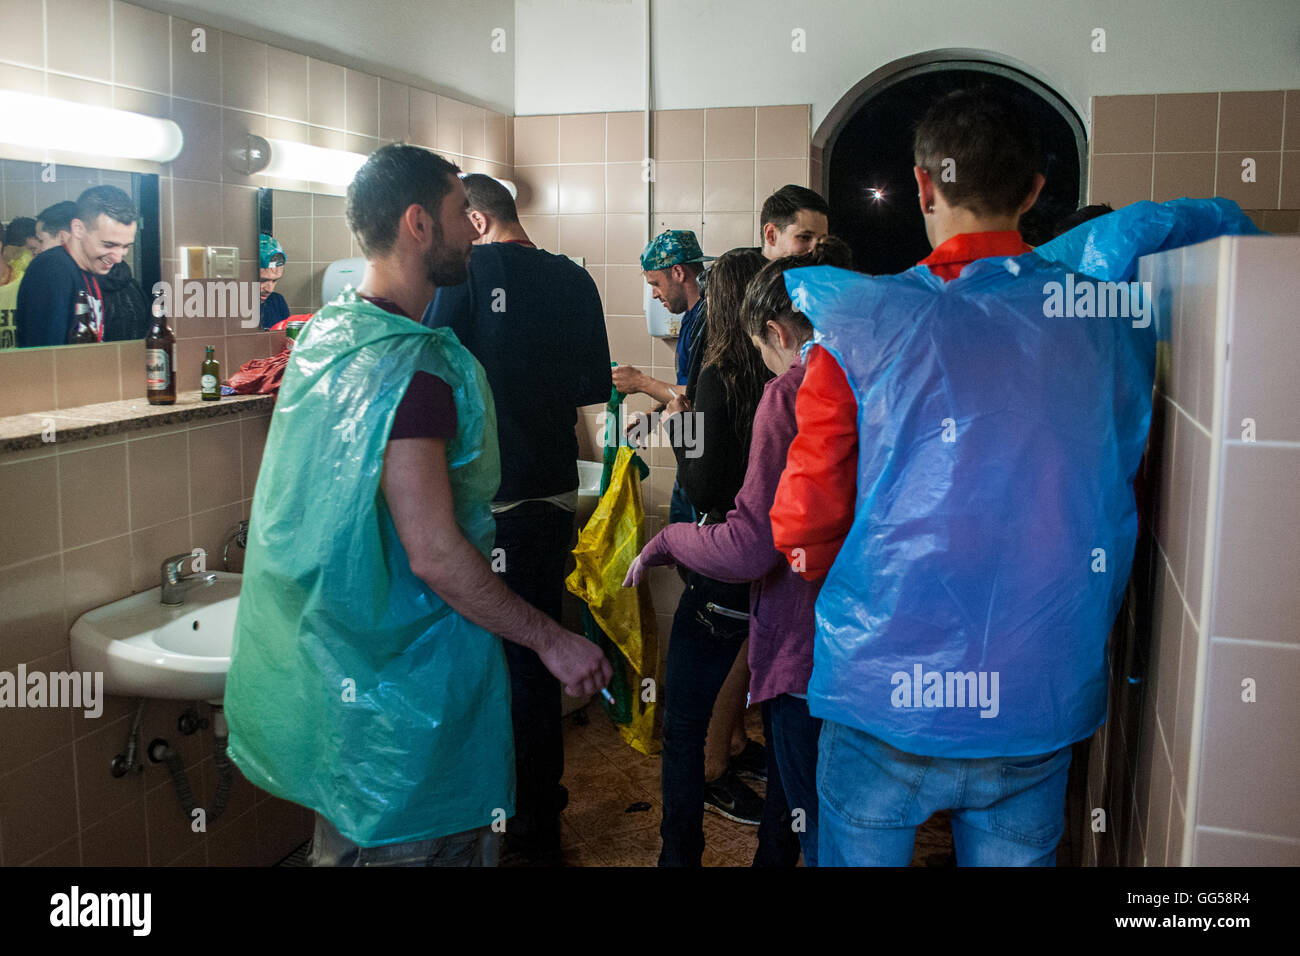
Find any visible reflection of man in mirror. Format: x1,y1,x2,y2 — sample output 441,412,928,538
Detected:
35,201,78,252
15,186,138,347
259,233,289,329
0,218,41,350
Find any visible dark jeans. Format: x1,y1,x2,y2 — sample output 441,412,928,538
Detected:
493,500,575,854
659,572,750,867
766,693,823,866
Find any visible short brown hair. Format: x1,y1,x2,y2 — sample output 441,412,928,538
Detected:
346,144,461,257
913,89,1044,217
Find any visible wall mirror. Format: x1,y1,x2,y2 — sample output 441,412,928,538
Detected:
255,186,358,326
1,159,160,350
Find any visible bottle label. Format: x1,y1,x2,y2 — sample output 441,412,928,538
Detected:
146,349,170,389
201,374,218,391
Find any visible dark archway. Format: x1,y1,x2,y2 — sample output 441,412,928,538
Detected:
822,58,1085,274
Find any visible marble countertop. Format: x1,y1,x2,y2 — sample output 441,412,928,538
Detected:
0,392,276,452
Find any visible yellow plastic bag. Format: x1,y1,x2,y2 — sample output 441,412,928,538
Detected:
566,446,660,754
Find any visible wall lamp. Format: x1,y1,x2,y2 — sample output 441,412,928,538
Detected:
229,133,367,185
0,90,183,162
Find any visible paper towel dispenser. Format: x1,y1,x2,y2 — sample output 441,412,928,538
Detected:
645,283,679,337
322,257,366,305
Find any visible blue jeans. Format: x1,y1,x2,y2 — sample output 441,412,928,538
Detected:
659,572,749,867
816,720,1072,867
752,699,802,867
768,694,822,866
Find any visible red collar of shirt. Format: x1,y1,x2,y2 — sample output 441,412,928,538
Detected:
357,292,411,319
501,239,535,248
918,231,1032,281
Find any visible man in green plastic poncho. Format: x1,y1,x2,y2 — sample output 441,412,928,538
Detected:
224,144,612,867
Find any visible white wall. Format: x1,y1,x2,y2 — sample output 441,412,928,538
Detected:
515,0,1300,133
132,0,516,112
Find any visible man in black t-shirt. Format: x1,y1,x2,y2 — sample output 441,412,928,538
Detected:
16,186,138,347
425,173,612,865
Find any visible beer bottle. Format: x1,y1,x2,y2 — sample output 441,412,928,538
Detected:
70,290,98,344
201,345,221,401
145,291,177,405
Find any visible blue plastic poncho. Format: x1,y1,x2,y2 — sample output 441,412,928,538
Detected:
225,288,513,846
788,254,1156,758
1033,197,1260,284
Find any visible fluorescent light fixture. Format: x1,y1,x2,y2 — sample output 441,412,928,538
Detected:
0,90,183,162
263,138,368,185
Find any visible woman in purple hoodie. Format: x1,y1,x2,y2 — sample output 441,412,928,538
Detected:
626,239,854,866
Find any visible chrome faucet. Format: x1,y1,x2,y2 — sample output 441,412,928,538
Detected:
160,552,218,606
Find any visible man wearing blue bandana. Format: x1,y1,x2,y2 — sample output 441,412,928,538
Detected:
258,233,290,329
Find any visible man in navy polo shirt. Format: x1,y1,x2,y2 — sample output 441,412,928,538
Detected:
425,173,611,865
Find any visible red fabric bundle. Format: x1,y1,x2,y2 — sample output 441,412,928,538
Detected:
226,345,290,395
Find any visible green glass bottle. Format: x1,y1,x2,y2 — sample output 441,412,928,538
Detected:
200,345,220,401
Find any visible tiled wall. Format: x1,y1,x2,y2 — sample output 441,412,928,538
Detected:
512,105,811,644
0,0,511,418
1089,90,1299,230
1086,235,1300,866
0,410,310,865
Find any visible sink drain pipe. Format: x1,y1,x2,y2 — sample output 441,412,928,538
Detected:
148,705,233,825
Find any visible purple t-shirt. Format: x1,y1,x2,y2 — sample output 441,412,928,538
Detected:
359,294,457,442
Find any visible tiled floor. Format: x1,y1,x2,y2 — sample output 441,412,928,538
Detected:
554,703,957,867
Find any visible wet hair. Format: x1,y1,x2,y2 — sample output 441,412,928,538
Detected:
75,186,138,229
36,201,78,236
461,173,519,224
760,184,830,231
913,88,1044,217
3,216,37,247
743,238,854,343
1052,203,1115,238
699,247,769,440
346,143,461,257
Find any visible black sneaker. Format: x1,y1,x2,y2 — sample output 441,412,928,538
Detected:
703,770,763,826
729,739,767,783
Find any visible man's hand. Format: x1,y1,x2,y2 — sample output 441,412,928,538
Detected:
623,410,649,448
384,436,613,697
612,364,649,395
662,393,690,420
613,365,678,405
536,627,614,698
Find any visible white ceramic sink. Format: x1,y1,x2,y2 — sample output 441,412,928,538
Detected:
577,459,603,500
69,572,242,703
